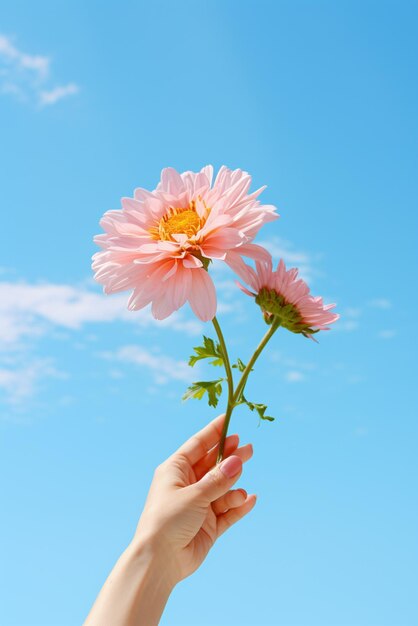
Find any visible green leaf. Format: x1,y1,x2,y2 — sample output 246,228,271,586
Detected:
232,357,252,373
242,396,275,422
188,335,224,368
182,379,224,408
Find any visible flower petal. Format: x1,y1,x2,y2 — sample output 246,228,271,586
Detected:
160,167,186,195
188,269,217,322
183,255,203,268
201,227,246,251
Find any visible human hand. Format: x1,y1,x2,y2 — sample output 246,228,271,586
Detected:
132,414,256,587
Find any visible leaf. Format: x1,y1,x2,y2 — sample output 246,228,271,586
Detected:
182,379,224,408
242,396,275,422
232,357,252,373
188,336,224,368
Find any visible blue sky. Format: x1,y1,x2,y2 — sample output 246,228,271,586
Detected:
1,1,417,624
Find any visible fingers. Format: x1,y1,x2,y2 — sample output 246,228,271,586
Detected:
194,440,253,481
216,494,257,537
175,414,226,465
212,488,247,515
226,443,253,469
188,455,243,504
193,433,239,479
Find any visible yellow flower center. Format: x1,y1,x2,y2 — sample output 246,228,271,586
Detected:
149,201,208,241
162,208,201,239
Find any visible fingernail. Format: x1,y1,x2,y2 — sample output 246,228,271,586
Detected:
220,455,242,478
237,488,247,498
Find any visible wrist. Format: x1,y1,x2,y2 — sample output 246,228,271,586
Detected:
85,537,174,626
127,534,178,592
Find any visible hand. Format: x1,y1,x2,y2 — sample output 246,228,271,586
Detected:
133,413,256,586
85,414,256,626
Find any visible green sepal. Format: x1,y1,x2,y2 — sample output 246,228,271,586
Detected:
188,335,224,368
182,379,224,408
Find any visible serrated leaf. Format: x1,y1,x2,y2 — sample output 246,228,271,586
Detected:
242,396,275,422
188,335,224,368
182,379,224,408
232,357,248,372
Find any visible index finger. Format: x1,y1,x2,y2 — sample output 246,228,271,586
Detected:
174,414,226,465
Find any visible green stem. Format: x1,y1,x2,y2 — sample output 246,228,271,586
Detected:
212,317,234,404
212,316,235,460
216,318,281,464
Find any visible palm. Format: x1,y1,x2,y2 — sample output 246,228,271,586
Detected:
182,466,218,576
168,456,219,573
170,448,253,578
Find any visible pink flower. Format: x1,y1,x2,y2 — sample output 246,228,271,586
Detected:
236,258,339,336
92,165,278,321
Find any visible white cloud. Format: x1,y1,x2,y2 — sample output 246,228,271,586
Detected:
214,279,238,293
0,34,49,79
0,34,79,106
39,83,79,106
284,370,306,383
216,300,237,314
1,80,25,101
0,278,202,412
343,307,361,318
378,329,397,339
0,280,202,349
0,357,65,406
100,345,194,385
209,238,317,283
368,298,392,310
268,350,316,372
333,319,359,332
256,236,319,283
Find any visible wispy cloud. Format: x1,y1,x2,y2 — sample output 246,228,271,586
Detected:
0,34,79,106
268,350,316,372
209,237,318,283
368,298,392,310
39,82,79,106
0,34,49,78
99,345,195,385
334,297,393,334
333,319,359,332
343,307,361,319
378,329,397,340
0,280,202,349
0,357,65,406
268,350,315,384
0,278,201,414
284,370,306,383
256,236,319,283
333,307,360,333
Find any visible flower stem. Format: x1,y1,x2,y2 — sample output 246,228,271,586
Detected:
215,317,281,464
212,316,235,458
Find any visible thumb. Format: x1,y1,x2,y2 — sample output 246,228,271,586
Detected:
190,455,243,504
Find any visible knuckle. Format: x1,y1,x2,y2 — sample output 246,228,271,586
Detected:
192,435,209,457
153,461,166,477
206,466,225,488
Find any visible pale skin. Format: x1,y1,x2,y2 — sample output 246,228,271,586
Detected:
85,414,256,626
